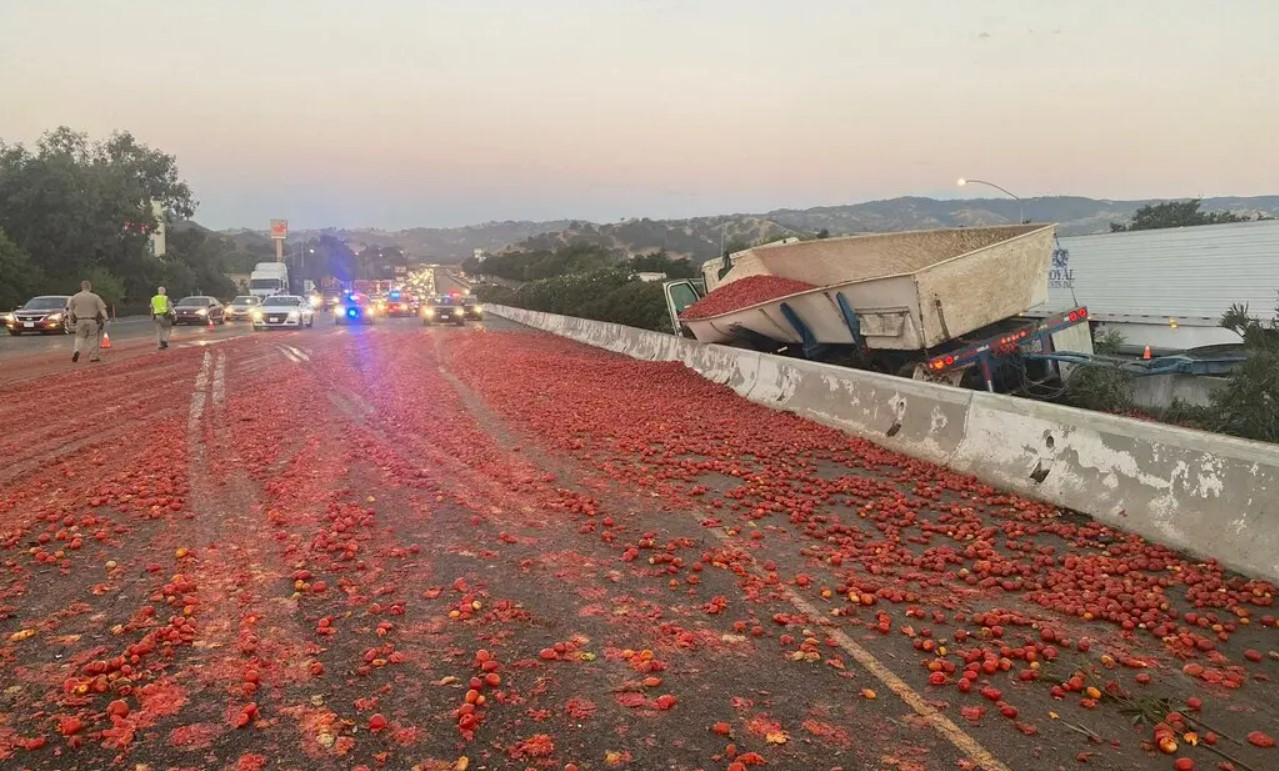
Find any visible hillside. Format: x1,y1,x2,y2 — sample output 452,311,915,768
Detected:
514,215,801,260
765,195,1279,240
217,195,1279,263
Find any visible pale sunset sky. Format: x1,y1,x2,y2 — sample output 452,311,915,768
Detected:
1,0,1275,229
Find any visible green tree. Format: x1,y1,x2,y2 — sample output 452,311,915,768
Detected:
469,242,617,283
1208,299,1279,442
1110,199,1246,232
82,266,127,310
0,127,197,307
162,228,239,299
0,230,42,309
629,250,699,279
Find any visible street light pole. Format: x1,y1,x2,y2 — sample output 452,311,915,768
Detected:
957,178,1025,224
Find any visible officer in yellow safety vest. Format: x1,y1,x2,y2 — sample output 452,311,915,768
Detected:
151,286,174,349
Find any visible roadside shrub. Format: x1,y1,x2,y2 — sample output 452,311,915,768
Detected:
1093,328,1125,355
1207,300,1279,442
474,284,516,305
486,267,670,332
578,280,669,331
1064,363,1134,413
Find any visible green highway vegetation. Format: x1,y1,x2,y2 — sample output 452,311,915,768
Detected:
0,127,219,313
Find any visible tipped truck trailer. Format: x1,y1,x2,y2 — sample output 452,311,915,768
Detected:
663,224,1094,393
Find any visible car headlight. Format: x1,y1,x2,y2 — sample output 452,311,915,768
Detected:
424,308,435,318
196,308,208,316
287,311,299,321
309,296,321,308
252,311,263,320
47,312,63,322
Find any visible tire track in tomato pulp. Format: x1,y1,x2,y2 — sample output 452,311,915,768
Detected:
442,327,1279,771
291,328,970,769
4,319,1275,770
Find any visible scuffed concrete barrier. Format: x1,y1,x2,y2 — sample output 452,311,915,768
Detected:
489,306,1279,582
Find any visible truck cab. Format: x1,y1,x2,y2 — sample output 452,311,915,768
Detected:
249,262,290,300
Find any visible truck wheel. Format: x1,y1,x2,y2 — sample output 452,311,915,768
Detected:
897,363,925,380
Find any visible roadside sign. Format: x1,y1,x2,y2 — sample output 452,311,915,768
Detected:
270,219,288,240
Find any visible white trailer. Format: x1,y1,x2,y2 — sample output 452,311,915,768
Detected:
1029,220,1279,354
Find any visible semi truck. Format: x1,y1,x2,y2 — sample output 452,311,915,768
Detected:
662,224,1094,394
248,262,289,300
1026,219,1279,356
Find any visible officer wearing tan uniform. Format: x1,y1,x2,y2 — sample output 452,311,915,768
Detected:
68,280,108,363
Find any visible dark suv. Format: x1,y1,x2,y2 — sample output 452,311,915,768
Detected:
2,295,72,335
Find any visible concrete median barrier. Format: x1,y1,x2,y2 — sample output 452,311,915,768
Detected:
489,305,1279,582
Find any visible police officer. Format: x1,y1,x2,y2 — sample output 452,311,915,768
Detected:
151,286,174,349
67,280,108,363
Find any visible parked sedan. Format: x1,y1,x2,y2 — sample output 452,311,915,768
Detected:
2,295,71,335
252,295,315,330
173,296,226,325
225,295,262,321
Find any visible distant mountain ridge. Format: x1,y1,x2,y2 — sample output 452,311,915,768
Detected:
217,195,1279,263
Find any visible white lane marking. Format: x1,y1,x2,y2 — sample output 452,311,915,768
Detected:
189,350,212,433
212,352,226,406
278,345,301,364
284,344,310,361
180,337,236,348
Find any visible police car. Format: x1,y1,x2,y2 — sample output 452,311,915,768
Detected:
252,295,315,330
421,292,467,326
384,290,419,317
333,292,377,325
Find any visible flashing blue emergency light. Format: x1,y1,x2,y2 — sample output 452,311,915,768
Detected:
347,307,359,318
390,291,401,300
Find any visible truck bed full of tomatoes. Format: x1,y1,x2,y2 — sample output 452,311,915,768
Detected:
679,275,819,320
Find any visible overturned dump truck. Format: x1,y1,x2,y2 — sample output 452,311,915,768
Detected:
663,224,1094,393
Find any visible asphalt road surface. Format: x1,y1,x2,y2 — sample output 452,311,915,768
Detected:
432,268,473,296
0,315,255,377
0,315,1275,770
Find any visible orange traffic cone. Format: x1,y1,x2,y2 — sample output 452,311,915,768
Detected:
1142,345,1151,360
207,315,215,329
101,331,111,349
